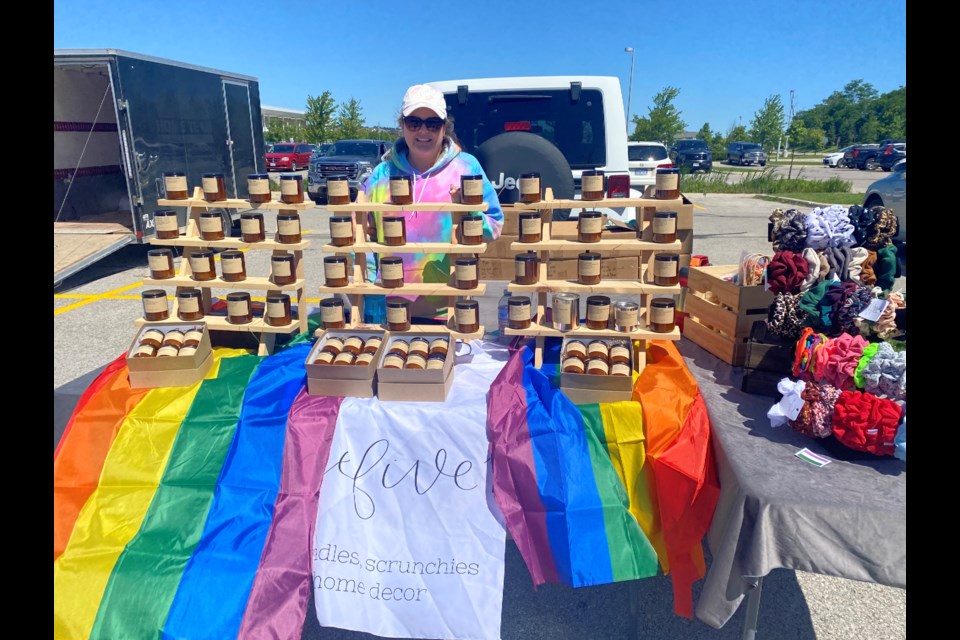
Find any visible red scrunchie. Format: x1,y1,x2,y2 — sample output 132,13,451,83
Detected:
831,390,902,456
766,250,810,295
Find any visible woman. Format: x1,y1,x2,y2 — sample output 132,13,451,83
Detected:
359,83,504,324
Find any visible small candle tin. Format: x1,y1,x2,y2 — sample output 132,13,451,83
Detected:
587,340,609,361
219,250,246,282
163,171,188,200
405,353,428,369
455,300,480,334
552,292,580,331
138,328,165,349
455,257,478,290
313,351,335,365
460,213,484,245
329,216,355,247
519,213,542,243
183,328,204,349
562,357,586,374
653,253,680,286
389,175,413,205
153,209,180,239
613,301,640,332
408,337,430,358
426,354,446,370
355,352,376,366
320,298,345,329
564,340,588,361
247,173,272,204
188,250,216,281
279,173,304,204
380,256,405,288
157,344,180,357
323,256,348,287
514,252,539,285
226,292,252,324
198,211,225,241
578,251,602,285
322,337,344,355
387,339,409,357
333,351,356,366
382,216,407,246
508,296,532,330
609,342,631,365
652,211,678,243
162,330,185,350
141,289,169,321
362,336,383,354
610,362,632,377
276,212,302,244
578,211,604,243
586,358,610,376
585,295,611,330
655,168,680,200
460,174,484,205
240,212,266,243
271,253,296,286
147,248,175,280
382,353,406,369
177,289,204,321
581,169,605,200
518,172,541,203
327,176,351,206
265,293,292,327
428,338,449,357
650,297,677,333
201,172,227,202
386,298,411,331
132,343,157,358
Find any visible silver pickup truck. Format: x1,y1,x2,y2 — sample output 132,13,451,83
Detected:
307,139,389,203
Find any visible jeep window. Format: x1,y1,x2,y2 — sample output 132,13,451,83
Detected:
628,144,668,161
327,142,381,157
444,89,607,169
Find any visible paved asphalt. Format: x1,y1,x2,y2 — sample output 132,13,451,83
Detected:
53,194,906,639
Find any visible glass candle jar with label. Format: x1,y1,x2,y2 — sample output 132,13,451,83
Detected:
334,351,356,366
219,250,247,282
380,257,404,288
578,211,604,243
382,216,407,246
226,292,252,324
519,213,542,243
355,352,375,366
189,250,216,281
247,173,272,204
156,344,180,357
320,298,346,329
138,328,165,350
655,168,680,200
240,212,266,243
161,330,185,350
610,361,632,377
386,339,409,358
179,345,197,357
459,213,484,245
276,212,302,244
455,257,478,290
428,338,449,358
653,253,680,286
271,253,296,286
148,248,175,280
362,336,383,354
609,342,631,365
460,174,484,205
141,289,169,321
587,340,610,361
382,352,406,369
327,176,351,206
322,338,344,356
313,351,335,365
562,356,585,374
132,343,157,358
177,289,204,321
613,301,639,332
652,210,678,243
329,216,354,247
552,294,580,333
323,256,348,287
405,354,427,370
564,340,588,362
389,175,413,205
578,251,602,285
198,212,225,241
153,209,180,240
265,293,292,327
508,296,532,330
408,337,430,359
163,171,188,200
386,298,411,331
202,172,227,202
585,295,611,330
514,252,539,285
518,172,541,203
455,300,480,334
650,298,676,332
279,174,304,204
426,354,446,370
581,169,605,200
586,358,610,376
183,328,204,349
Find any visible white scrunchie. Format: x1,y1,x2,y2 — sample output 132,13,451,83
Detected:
804,205,856,250
767,378,807,427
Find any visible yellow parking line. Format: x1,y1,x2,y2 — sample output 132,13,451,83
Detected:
693,204,707,210
54,282,143,316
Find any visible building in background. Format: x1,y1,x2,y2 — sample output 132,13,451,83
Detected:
261,105,305,133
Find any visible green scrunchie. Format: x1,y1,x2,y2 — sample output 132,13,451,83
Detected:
854,342,881,389
874,244,898,290
798,280,832,329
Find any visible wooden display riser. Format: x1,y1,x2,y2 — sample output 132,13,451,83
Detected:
313,320,484,343
507,279,680,296
144,276,306,292
321,241,488,254
318,282,485,296
509,238,681,253
504,305,680,341
157,197,314,211
326,202,489,212
150,236,310,251
503,196,683,210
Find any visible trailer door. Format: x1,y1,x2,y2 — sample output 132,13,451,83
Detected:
222,80,258,198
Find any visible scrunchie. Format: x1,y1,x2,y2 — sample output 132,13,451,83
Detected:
804,205,855,249
823,245,852,281
792,327,828,381
769,208,786,241
766,292,806,340
875,290,906,340
773,208,808,252
800,248,821,292
832,390,903,456
873,245,898,290
846,247,869,284
740,253,771,286
853,343,880,389
834,284,875,337
862,207,899,250
846,205,877,247
816,281,855,335
816,333,869,390
766,250,809,294
860,341,907,402
798,280,831,329
767,377,807,428
789,381,842,438
894,406,906,462
859,250,878,286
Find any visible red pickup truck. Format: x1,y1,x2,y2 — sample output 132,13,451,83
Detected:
265,142,315,172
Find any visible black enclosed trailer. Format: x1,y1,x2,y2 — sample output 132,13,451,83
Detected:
54,49,265,284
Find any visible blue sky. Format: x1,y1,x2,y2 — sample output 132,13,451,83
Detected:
54,0,906,134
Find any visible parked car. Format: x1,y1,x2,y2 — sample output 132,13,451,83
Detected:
311,143,333,162
627,141,673,189
863,159,906,271
822,145,855,168
307,139,389,203
669,139,713,173
875,143,906,171
726,142,767,166
265,142,316,172
842,144,879,170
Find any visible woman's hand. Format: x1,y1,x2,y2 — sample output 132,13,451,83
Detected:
449,184,461,204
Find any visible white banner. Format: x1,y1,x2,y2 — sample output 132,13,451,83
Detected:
312,342,509,640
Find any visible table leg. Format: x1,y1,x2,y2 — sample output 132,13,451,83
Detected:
741,576,763,640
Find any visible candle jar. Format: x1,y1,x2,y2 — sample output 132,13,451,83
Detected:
265,293,292,326
320,298,346,329
613,301,640,331
323,256,348,287
585,295,611,330
655,168,680,200
157,344,180,357
179,345,198,357
280,173,304,204
163,171,188,200
408,337,430,358
276,213,302,244
183,328,204,349
405,354,427,370
586,358,610,376
389,175,413,205
564,340,588,361
460,174,484,205
219,250,247,282
519,213,542,243
202,172,227,202
610,362,632,377
581,169,605,201
387,339,409,358
198,212,225,241
380,256,405,288
240,212,266,243
334,351,356,366
552,292,580,331
362,336,383,354
587,340,610,361
138,328,165,350
189,250,216,281
382,352,406,369
153,209,180,240
653,253,680,286
455,300,480,333
386,298,411,331
455,257,478,290
177,289,204,321
460,213,484,245
514,252,539,285
355,352,376,366
141,289,169,321
342,336,365,357
650,298,677,333
132,343,157,358
226,292,252,324
271,253,296,286
313,351,335,365
426,354,446,370
382,216,407,246
322,337,344,356
508,296,532,330
518,172,541,203
429,338,449,358
247,173,272,204
327,176,351,206
578,251,602,285
562,357,585,374
147,248,175,280
578,211,604,243
652,211,678,243
162,330,185,350
329,216,355,247
609,342,631,365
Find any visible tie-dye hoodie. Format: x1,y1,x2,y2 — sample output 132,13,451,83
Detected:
361,136,504,320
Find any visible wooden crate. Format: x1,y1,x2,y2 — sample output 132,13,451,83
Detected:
681,265,773,366
740,320,796,397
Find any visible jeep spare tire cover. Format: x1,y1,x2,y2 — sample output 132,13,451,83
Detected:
473,131,574,219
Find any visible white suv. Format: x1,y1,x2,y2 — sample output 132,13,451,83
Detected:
627,141,672,190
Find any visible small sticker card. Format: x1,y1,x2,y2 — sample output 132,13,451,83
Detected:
858,298,890,322
796,448,832,467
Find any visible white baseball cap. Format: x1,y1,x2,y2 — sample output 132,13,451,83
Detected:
401,84,447,119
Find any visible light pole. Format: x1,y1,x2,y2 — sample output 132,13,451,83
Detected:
624,47,635,135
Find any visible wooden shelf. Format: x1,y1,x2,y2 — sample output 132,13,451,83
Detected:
509,238,681,253
321,241,487,254
135,314,303,334
506,279,680,295
318,282,485,296
143,276,306,291
326,202,489,213
321,320,485,342
157,197,314,210
503,196,683,210
150,236,310,251
503,307,680,341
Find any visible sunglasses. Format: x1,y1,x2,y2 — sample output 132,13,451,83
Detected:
403,116,445,131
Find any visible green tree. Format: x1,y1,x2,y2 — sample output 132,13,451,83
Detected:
749,95,785,150
803,127,826,151
304,91,337,144
786,118,807,151
696,122,725,159
333,98,366,140
629,86,686,146
726,124,748,144
264,120,301,145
